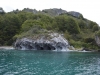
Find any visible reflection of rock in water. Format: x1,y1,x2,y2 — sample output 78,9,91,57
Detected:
14,33,70,50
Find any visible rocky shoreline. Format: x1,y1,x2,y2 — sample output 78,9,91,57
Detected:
0,46,14,50
0,46,100,52
81,47,100,52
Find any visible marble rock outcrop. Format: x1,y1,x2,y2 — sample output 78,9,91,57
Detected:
14,33,70,50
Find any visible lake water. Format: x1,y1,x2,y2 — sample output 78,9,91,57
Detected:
0,49,100,75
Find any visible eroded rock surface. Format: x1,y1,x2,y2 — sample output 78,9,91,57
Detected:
14,33,70,50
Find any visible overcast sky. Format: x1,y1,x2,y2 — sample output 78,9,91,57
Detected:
0,0,100,25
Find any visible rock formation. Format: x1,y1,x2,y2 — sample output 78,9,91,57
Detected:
42,8,67,15
14,33,70,50
67,11,83,18
95,36,100,46
0,7,4,13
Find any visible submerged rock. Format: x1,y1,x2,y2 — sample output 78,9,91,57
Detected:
14,33,70,50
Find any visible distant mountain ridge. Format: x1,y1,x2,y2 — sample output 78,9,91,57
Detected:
1,7,83,19
21,8,83,18
42,8,67,16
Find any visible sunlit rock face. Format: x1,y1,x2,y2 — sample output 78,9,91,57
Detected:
95,36,100,46
14,33,70,50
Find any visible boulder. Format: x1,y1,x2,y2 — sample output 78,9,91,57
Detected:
82,48,92,51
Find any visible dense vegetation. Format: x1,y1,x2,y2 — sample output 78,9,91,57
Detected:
0,7,100,49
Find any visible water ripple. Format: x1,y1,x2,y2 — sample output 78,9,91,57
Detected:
0,50,100,75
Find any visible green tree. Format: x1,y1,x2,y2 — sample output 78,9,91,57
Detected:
67,17,80,34
21,19,43,32
0,13,21,45
54,15,80,34
78,20,87,29
93,25,99,32
88,21,98,29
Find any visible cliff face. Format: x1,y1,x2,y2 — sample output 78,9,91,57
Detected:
42,8,67,16
95,36,100,47
14,33,70,50
67,11,83,18
0,7,4,13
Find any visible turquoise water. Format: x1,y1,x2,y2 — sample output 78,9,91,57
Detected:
0,49,100,75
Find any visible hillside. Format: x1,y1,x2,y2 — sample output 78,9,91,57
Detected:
0,7,100,50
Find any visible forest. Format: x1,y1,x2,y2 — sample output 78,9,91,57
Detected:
0,7,100,49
